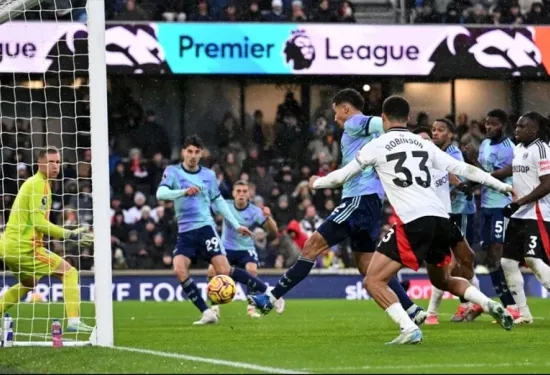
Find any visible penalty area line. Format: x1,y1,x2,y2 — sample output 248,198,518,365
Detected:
303,362,550,371
113,346,309,374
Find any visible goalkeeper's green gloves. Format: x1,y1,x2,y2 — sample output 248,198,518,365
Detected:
66,227,94,247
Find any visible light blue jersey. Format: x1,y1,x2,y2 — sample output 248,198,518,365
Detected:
221,200,265,251
447,144,476,215
341,114,385,199
159,164,220,233
478,138,514,208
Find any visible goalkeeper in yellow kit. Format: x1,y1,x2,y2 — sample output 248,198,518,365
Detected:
0,147,94,332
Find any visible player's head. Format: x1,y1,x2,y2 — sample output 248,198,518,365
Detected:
381,96,410,131
181,135,204,169
332,88,364,127
485,109,508,140
515,111,549,145
232,180,250,206
431,118,455,148
412,127,432,141
37,146,61,178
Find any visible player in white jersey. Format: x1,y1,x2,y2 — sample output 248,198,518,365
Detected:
412,126,482,325
501,112,550,324
311,96,514,344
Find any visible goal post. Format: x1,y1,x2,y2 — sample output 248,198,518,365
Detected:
0,0,113,347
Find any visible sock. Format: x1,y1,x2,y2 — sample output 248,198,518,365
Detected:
525,257,550,290
489,266,516,307
230,268,267,294
0,283,32,315
271,256,315,299
62,267,81,320
463,286,491,312
427,286,444,315
181,278,209,313
388,277,417,314
386,303,418,332
470,275,480,289
501,258,530,317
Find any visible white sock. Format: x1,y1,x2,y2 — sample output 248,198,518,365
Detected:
469,275,480,289
525,257,550,290
463,286,491,312
386,303,418,332
501,257,529,316
68,318,81,326
405,304,419,316
427,287,444,315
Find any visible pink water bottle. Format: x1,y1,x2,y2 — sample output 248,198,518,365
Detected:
51,319,63,348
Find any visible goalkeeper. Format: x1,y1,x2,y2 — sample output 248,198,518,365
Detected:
0,147,94,332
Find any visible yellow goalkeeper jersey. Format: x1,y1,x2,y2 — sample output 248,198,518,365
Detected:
2,171,66,248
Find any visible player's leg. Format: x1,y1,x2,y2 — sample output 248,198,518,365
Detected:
0,244,34,315
206,264,220,317
244,260,263,318
173,230,215,324
483,209,517,315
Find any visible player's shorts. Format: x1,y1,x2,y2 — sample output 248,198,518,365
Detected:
316,194,382,253
503,218,550,263
480,208,507,247
225,249,259,268
449,213,475,245
0,240,63,282
174,225,226,262
377,216,452,271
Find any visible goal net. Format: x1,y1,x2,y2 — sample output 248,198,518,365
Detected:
0,0,113,347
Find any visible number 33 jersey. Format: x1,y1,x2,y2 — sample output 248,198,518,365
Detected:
355,128,468,224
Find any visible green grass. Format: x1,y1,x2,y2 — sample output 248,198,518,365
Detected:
2,299,550,373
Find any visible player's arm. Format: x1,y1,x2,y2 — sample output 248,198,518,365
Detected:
345,116,384,137
430,143,511,194
491,146,514,180
260,206,278,235
155,167,198,200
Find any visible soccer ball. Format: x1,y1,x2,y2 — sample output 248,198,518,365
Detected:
207,275,237,304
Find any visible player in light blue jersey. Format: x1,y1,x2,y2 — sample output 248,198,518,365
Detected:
471,109,519,321
207,180,278,318
156,135,283,325
249,89,426,323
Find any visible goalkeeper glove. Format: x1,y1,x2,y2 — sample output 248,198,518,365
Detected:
67,227,94,247
503,202,520,218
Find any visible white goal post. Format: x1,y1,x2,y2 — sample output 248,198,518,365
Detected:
0,0,113,347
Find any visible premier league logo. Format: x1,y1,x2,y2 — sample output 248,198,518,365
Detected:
284,29,315,71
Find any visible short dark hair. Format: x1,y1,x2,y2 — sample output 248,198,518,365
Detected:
332,88,365,111
412,127,432,139
233,180,249,188
522,111,550,141
434,118,456,133
183,135,204,149
487,109,508,126
382,95,410,122
37,146,59,159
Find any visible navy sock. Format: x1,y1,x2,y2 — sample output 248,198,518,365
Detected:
490,267,516,307
388,276,416,311
271,257,315,299
230,268,267,294
181,278,208,313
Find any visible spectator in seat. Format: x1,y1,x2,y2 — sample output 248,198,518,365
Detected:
290,0,308,20
111,211,130,243
242,0,264,20
442,2,463,22
149,233,168,267
125,191,147,224
273,194,295,227
115,0,149,20
503,3,525,23
526,2,550,23
251,110,266,149
273,228,301,268
312,0,337,22
264,0,287,21
300,205,324,237
338,0,356,22
286,219,308,250
188,0,214,21
220,3,239,20
414,4,441,22
464,4,490,23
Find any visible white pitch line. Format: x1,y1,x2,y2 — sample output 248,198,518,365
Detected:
113,346,309,374
15,332,76,341
303,362,550,371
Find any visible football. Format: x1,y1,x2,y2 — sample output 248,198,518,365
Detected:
207,275,237,304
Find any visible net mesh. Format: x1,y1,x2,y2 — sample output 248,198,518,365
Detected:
0,0,94,345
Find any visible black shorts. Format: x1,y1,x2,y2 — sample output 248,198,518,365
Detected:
377,216,452,271
316,194,383,253
503,218,550,263
449,222,465,249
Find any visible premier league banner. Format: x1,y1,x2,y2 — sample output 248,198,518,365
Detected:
0,273,547,302
0,22,549,77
